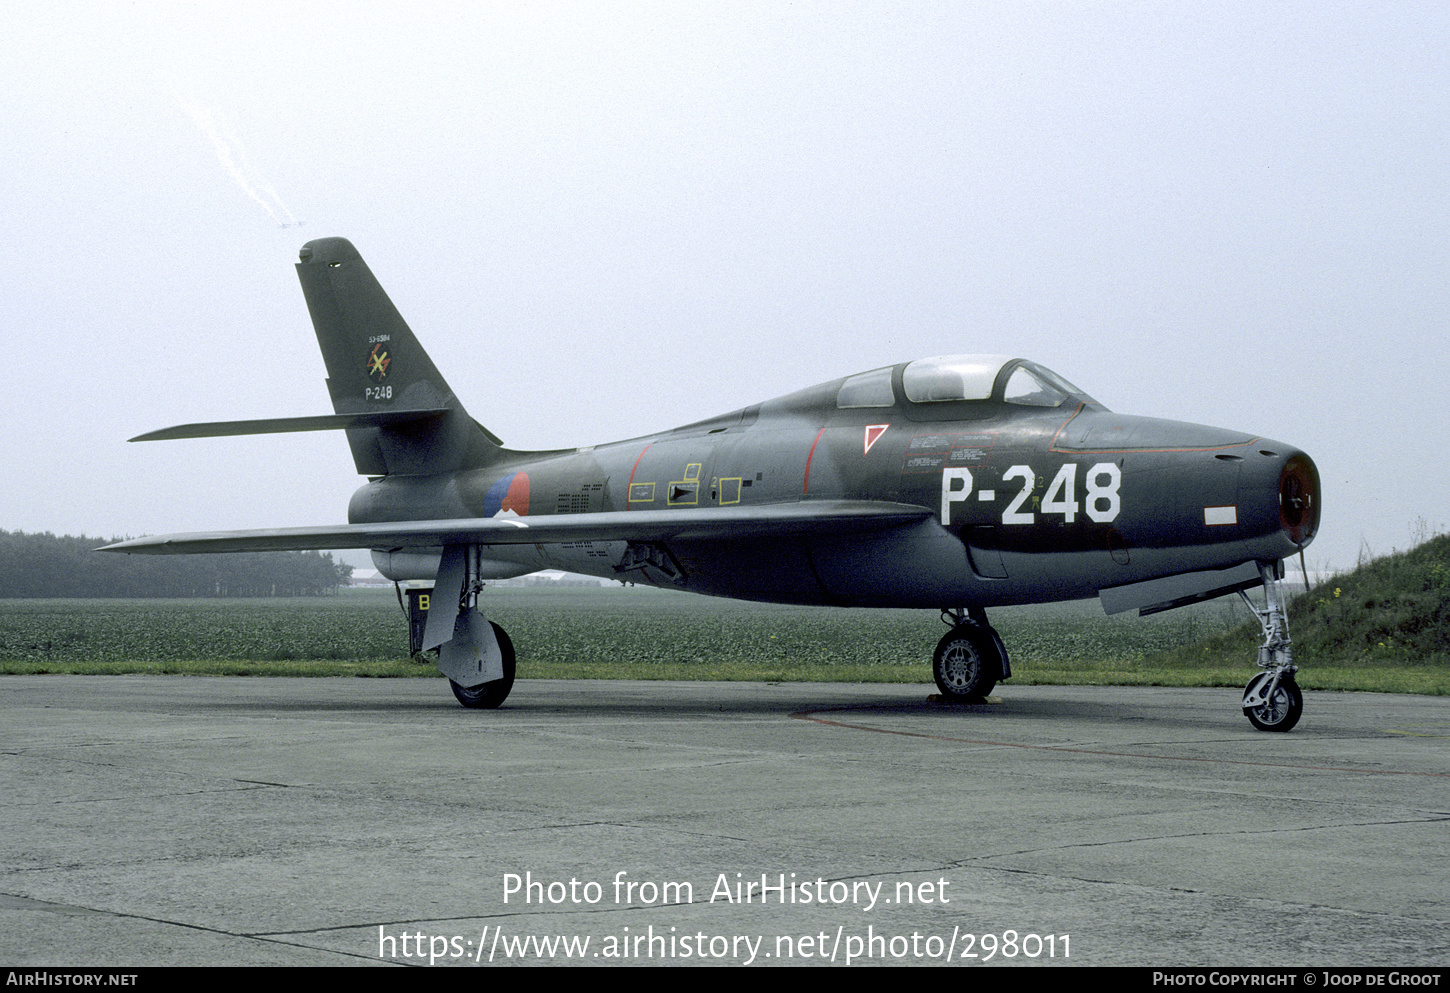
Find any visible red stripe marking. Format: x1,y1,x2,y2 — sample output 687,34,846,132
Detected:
802,427,826,494
625,443,651,509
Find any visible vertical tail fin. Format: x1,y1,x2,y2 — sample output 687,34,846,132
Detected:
296,238,504,475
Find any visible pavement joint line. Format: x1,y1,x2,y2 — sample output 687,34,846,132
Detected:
1,892,379,962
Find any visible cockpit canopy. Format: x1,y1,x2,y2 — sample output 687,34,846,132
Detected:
837,355,1094,410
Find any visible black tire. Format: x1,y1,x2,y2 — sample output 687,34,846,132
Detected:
1242,674,1302,732
449,623,516,709
932,625,998,701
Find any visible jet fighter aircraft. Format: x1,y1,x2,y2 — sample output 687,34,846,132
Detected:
105,238,1321,731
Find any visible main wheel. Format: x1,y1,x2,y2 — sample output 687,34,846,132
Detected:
449,623,516,709
932,625,998,701
1242,673,1302,732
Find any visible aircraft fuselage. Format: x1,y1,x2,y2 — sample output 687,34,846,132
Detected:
352,370,1311,610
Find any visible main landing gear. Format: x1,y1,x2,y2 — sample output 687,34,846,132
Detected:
932,607,1010,702
428,545,517,709
1238,561,1302,732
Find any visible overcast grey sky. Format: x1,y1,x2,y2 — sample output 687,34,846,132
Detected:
2,1,1445,575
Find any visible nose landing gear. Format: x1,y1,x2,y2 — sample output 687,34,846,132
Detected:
1239,561,1302,732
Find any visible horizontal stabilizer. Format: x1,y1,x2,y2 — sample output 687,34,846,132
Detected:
128,408,461,443
99,501,934,555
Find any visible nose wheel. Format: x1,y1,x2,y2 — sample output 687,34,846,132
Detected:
1242,670,1302,732
1238,561,1302,732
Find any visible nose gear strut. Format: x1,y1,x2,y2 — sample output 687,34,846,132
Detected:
1238,560,1303,732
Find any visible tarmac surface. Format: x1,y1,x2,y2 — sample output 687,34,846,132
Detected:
2,675,1446,968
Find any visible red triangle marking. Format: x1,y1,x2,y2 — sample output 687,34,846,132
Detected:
864,424,889,455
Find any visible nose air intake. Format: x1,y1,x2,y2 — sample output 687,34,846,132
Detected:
1278,454,1320,547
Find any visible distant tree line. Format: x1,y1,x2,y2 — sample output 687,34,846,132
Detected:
0,530,353,598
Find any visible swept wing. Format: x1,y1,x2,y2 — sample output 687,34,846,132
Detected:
100,501,933,555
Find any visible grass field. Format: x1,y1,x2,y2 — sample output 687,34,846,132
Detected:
2,584,1442,694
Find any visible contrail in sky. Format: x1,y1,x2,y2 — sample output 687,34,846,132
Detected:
169,83,301,227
